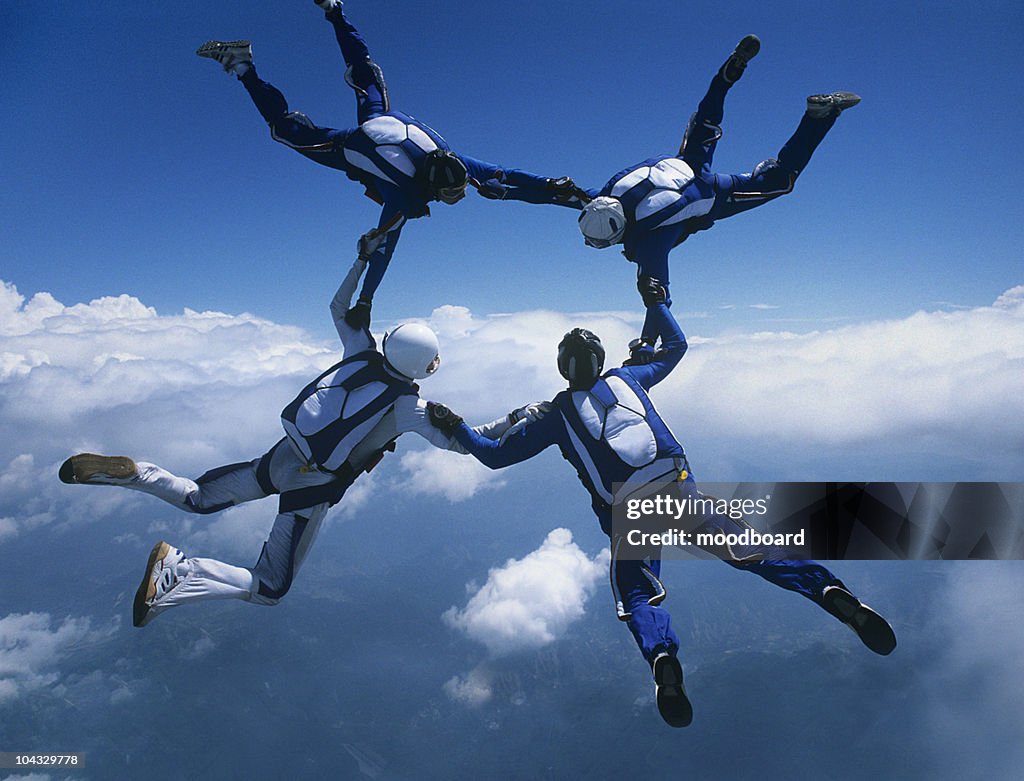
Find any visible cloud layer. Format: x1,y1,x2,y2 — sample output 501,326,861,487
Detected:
2,278,1022,548
0,612,115,705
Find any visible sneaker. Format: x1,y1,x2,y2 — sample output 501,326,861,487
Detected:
822,585,896,656
805,92,861,119
59,453,137,485
314,0,341,11
652,652,693,727
196,40,253,73
720,34,761,84
133,541,187,628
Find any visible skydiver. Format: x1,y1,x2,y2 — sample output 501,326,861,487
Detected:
196,0,582,328
424,277,896,728
59,258,547,628
574,35,860,356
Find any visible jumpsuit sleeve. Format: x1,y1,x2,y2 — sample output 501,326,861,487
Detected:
358,201,407,302
622,303,688,390
394,401,519,453
330,258,375,355
393,397,468,451
460,154,585,208
452,411,560,469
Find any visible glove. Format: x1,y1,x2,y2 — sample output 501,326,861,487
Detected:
477,175,509,200
508,401,554,426
623,337,656,366
358,229,386,260
546,176,585,205
426,401,464,436
637,275,668,306
345,297,372,330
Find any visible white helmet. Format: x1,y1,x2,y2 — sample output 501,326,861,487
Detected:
382,323,441,380
578,196,626,248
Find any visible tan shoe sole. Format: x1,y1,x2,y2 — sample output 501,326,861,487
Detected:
133,541,171,628
59,453,137,484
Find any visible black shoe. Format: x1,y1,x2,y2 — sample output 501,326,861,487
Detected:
720,34,760,84
653,652,693,727
805,92,861,119
822,585,896,656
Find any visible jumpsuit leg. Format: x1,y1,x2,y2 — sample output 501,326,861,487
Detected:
129,441,348,612
237,68,350,163
705,110,842,222
610,534,680,664
324,5,389,122
680,478,847,613
679,73,731,173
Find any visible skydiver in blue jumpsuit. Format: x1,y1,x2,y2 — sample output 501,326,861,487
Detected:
424,277,896,727
197,0,581,328
574,36,861,353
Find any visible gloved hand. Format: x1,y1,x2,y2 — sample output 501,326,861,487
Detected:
358,229,386,260
345,297,372,330
637,275,668,306
476,175,510,200
546,176,586,205
508,401,554,425
426,401,464,436
498,401,552,445
623,337,656,366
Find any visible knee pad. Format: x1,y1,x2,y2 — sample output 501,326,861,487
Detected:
253,573,292,604
751,157,796,193
613,562,667,621
283,110,317,130
344,59,390,112
679,112,722,155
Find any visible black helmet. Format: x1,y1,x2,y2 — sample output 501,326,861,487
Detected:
557,328,605,390
421,149,468,202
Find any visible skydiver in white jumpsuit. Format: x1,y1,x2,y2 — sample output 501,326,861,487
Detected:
59,259,544,627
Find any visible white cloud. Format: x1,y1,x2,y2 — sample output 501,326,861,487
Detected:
443,528,609,657
0,517,17,542
0,612,116,705
659,287,1024,459
398,448,505,502
443,664,494,707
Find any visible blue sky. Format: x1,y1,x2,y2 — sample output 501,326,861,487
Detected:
3,0,1022,338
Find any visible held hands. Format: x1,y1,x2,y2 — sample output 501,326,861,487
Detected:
500,400,553,445
426,401,464,436
623,337,656,366
345,297,372,330
637,275,668,307
358,228,386,260
508,401,554,426
546,176,587,205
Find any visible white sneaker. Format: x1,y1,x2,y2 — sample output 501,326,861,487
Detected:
196,40,253,73
133,541,188,627
806,92,861,119
314,0,341,12
59,453,137,485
